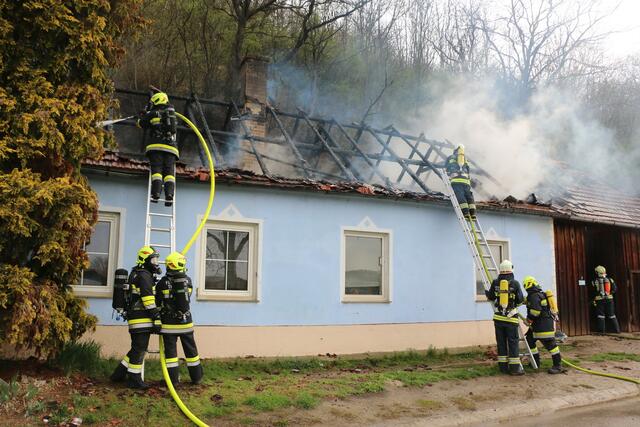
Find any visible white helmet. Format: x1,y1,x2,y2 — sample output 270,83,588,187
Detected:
499,259,513,273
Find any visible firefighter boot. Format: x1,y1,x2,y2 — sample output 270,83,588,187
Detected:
110,363,128,382
164,180,174,207
596,316,606,334
188,364,203,385
127,373,150,390
167,366,180,386
609,316,621,334
498,362,509,374
532,353,541,369
508,362,525,376
548,354,566,374
151,179,162,202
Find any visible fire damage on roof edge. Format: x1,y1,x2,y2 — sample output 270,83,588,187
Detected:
83,151,560,218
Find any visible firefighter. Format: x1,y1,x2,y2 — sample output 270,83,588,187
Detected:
592,265,620,333
485,260,525,375
445,144,476,220
137,91,179,206
156,252,203,385
110,246,162,390
523,276,565,374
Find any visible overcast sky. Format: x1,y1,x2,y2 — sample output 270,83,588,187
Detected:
601,0,640,58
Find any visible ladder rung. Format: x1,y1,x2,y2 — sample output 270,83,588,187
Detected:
149,227,171,232
151,244,171,248
149,212,173,218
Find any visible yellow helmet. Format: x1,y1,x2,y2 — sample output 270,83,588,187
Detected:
137,245,159,265
499,259,513,273
523,276,538,290
595,265,606,276
166,251,187,271
456,143,465,153
150,91,169,106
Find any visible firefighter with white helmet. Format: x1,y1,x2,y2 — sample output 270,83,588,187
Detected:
156,252,203,385
523,276,565,374
592,265,620,333
485,260,525,375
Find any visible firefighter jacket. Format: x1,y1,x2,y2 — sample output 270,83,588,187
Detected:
445,154,471,186
486,273,524,324
137,104,180,158
592,277,617,301
156,271,194,335
126,266,159,333
526,287,555,339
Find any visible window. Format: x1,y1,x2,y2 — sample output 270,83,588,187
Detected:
476,239,510,299
342,229,391,303
198,220,260,301
74,211,121,297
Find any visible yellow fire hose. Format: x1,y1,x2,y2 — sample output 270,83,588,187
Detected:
561,358,640,384
155,112,215,427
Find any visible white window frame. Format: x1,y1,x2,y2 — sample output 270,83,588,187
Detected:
73,209,124,298
197,218,261,302
341,227,392,303
475,238,510,302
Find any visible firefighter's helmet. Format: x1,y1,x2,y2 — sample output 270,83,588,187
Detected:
150,92,169,106
499,259,513,273
137,245,159,266
595,265,606,276
166,251,187,271
523,276,538,290
456,143,465,153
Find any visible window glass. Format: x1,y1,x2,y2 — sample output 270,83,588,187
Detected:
205,229,250,291
345,235,382,295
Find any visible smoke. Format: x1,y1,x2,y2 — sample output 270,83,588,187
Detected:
404,74,640,199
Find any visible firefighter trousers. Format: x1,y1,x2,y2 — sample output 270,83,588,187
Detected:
525,329,561,367
595,299,620,333
452,183,476,217
494,320,521,373
147,150,176,200
118,331,150,375
163,332,203,384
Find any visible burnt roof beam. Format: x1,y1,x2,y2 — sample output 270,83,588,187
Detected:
231,101,271,177
267,105,314,179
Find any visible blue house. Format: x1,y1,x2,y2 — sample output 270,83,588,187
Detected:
75,65,562,357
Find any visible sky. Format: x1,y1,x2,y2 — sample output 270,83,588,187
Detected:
600,0,640,58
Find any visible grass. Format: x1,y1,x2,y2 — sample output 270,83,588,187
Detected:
8,342,503,426
585,352,640,363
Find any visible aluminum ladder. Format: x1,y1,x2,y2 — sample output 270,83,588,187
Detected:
142,171,177,378
439,171,538,370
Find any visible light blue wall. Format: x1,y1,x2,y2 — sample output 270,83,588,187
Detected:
86,173,555,327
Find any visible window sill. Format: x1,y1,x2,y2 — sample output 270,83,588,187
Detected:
197,291,258,302
72,287,113,298
342,295,390,303
475,296,491,303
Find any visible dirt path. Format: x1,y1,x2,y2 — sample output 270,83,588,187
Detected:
242,335,640,427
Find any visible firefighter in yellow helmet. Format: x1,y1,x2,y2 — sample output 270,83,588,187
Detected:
155,252,203,385
137,91,179,206
110,246,162,389
485,260,525,375
592,265,620,333
445,144,476,220
523,276,565,374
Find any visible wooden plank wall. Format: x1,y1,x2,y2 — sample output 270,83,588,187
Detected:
554,221,590,336
621,229,640,332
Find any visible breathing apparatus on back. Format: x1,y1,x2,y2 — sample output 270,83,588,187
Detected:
456,144,465,167
112,268,130,320
164,252,191,318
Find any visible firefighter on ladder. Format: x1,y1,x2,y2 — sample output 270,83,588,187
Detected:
592,265,620,333
137,91,179,206
485,260,525,375
156,252,204,385
110,246,162,389
445,144,476,220
523,276,566,374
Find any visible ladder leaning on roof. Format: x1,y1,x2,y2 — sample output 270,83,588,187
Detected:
439,171,538,370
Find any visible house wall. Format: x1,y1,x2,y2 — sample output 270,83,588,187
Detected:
83,173,555,357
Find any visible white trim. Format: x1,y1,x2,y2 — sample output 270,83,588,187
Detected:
340,223,392,303
474,237,511,302
196,213,262,302
73,208,125,298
